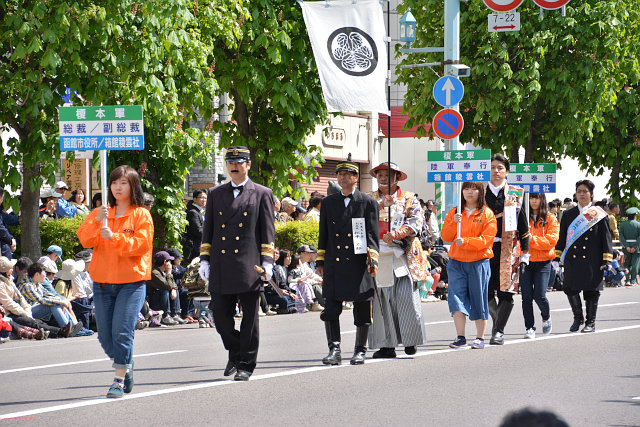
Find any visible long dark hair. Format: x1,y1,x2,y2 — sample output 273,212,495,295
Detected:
529,193,549,227
460,182,486,213
107,166,145,207
276,249,291,267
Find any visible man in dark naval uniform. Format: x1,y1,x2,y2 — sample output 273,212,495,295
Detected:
485,154,530,345
316,156,379,366
199,146,275,381
556,179,612,333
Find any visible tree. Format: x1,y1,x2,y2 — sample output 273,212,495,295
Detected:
396,1,639,170
0,0,244,257
212,0,329,198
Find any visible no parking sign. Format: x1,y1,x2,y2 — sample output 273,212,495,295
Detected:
432,109,464,140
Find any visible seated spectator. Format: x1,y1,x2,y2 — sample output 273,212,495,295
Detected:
91,193,102,209
13,257,32,283
37,245,63,265
604,250,626,287
274,197,283,223
0,257,68,338
17,262,83,336
0,186,17,259
292,205,307,221
1,305,49,340
40,258,74,307
296,245,324,310
69,188,90,217
39,189,60,220
53,181,77,218
181,257,214,327
267,249,296,314
287,254,317,313
304,196,322,223
167,248,194,323
147,251,181,325
70,250,95,331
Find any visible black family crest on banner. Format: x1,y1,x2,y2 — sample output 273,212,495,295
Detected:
327,27,378,76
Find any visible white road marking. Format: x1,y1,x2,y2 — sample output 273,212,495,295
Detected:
0,350,186,375
632,396,640,400
550,301,639,312
1,324,639,420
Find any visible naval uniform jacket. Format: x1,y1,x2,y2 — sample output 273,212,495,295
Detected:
200,179,275,295
556,205,613,292
317,190,379,301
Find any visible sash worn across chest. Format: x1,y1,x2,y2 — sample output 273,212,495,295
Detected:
560,206,608,263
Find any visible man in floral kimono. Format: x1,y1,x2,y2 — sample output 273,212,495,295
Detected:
367,162,427,358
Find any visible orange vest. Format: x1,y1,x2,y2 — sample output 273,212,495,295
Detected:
526,212,559,262
441,206,497,262
77,206,154,284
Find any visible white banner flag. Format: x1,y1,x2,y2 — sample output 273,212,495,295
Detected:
298,0,389,114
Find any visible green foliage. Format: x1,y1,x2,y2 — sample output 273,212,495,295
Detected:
10,217,84,259
396,1,640,180
275,221,319,253
213,0,329,198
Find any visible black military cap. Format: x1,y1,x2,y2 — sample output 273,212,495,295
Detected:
225,146,251,163
335,153,359,175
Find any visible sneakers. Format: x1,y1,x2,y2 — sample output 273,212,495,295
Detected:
311,303,324,312
258,308,266,317
424,295,439,302
199,319,208,328
67,322,84,338
542,319,552,335
172,315,187,325
471,338,485,349
524,328,536,339
265,309,277,316
106,383,124,398
161,315,178,326
489,331,504,345
149,317,165,328
124,364,134,394
449,337,467,348
203,314,215,328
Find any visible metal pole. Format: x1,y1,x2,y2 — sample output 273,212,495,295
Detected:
386,0,391,219
443,0,460,220
100,150,108,227
456,182,462,239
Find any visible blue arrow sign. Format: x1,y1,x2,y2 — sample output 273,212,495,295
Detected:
433,76,464,108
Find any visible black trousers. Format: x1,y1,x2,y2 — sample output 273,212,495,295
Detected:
320,298,372,326
210,291,260,373
10,315,62,336
563,289,600,300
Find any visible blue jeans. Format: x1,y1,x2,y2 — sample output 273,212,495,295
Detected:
148,288,181,316
446,258,490,321
520,260,551,330
93,282,146,370
31,303,75,327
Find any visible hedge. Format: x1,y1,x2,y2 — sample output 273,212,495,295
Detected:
275,221,319,253
9,217,320,260
10,216,85,260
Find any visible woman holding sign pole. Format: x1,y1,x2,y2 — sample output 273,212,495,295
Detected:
555,180,612,333
77,165,154,398
441,182,497,349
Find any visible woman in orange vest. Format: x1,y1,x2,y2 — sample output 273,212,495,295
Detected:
520,193,559,339
77,165,154,398
441,182,497,350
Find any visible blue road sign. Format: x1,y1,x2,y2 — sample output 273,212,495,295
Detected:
432,108,464,140
433,76,464,108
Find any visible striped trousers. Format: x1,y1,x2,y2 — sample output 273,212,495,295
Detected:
368,275,427,349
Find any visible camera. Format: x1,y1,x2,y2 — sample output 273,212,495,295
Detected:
450,64,470,78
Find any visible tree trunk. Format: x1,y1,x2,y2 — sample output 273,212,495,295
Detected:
609,162,622,208
20,163,42,261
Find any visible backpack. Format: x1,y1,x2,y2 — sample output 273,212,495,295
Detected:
181,257,207,292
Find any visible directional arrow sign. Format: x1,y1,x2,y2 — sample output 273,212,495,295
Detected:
482,0,524,12
533,0,571,10
432,108,464,140
433,76,464,108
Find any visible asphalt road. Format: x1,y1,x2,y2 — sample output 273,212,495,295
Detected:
1,286,639,426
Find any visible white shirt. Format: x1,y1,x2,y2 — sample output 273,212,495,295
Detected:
340,191,353,207
72,271,93,298
578,202,593,215
488,181,506,197
232,178,249,199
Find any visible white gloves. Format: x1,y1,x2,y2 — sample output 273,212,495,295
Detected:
520,254,530,265
199,260,210,281
261,262,273,280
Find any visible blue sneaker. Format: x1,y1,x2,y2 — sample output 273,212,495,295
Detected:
124,364,134,394
106,383,124,398
449,337,467,348
542,319,552,335
471,338,485,349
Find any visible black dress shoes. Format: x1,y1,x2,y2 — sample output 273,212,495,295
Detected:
223,361,237,377
234,370,251,381
404,346,417,355
372,347,396,359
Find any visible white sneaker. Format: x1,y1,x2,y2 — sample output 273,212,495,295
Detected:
524,328,535,339
542,319,552,334
425,295,439,302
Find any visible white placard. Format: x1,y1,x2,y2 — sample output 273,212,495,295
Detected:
503,205,518,232
487,12,520,32
390,213,405,232
352,218,367,254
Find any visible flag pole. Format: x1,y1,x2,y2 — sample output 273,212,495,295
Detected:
386,0,391,221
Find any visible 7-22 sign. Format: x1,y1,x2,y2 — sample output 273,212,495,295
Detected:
487,12,520,32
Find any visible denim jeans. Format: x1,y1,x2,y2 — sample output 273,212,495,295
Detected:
31,303,74,327
148,288,181,316
520,260,552,330
93,282,146,370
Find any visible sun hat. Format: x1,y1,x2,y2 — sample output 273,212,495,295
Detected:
54,181,69,190
0,256,17,274
58,259,85,280
281,197,298,209
369,161,408,181
41,258,59,274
